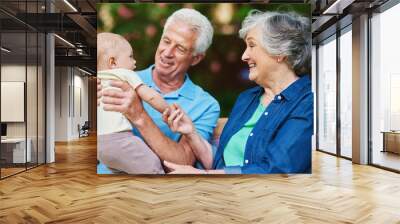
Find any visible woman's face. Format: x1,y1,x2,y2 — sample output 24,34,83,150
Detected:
241,27,279,84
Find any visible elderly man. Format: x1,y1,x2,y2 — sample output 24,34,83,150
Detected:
98,8,220,173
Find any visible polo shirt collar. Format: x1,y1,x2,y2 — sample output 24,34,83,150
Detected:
143,65,196,100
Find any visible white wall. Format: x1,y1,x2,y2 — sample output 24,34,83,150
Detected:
1,65,26,133
55,66,69,141
1,64,46,164
1,65,37,138
72,73,89,138
54,67,89,141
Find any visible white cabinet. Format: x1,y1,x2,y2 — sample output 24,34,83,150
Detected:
1,138,31,163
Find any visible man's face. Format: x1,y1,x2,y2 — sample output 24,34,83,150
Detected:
154,20,202,78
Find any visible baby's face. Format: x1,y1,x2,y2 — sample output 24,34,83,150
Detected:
114,40,136,71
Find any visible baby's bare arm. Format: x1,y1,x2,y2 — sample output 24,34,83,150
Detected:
136,85,169,113
163,103,213,169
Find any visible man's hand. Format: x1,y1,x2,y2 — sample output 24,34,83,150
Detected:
102,80,145,124
97,78,102,106
162,103,195,135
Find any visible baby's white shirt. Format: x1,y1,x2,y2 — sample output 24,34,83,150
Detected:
97,68,143,135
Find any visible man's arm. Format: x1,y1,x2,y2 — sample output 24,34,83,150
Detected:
131,110,196,166
102,80,195,166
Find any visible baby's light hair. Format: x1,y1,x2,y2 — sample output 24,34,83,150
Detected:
97,32,128,70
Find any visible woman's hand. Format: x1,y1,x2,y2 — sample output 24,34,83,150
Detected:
164,161,207,174
162,103,195,135
102,80,144,124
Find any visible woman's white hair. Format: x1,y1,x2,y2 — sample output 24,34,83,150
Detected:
239,10,311,75
164,8,214,55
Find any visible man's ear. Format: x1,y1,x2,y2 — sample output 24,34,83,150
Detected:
190,53,205,66
108,57,116,69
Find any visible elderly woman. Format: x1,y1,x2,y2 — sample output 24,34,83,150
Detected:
163,10,313,174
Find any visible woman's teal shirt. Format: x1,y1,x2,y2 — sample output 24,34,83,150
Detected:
223,100,266,166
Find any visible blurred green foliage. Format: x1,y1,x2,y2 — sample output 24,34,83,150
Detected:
97,3,310,117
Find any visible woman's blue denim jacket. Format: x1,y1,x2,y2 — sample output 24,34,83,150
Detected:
212,75,313,174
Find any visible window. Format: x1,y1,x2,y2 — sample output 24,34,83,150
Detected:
317,35,337,154
0,1,47,179
339,27,352,158
371,2,400,171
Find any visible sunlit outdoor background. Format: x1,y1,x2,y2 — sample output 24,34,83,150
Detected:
97,3,310,116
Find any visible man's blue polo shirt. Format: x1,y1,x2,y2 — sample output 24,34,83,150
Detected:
98,65,220,174
132,65,220,143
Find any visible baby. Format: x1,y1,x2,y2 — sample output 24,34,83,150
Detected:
97,32,169,174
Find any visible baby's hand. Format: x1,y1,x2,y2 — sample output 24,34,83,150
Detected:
162,103,194,135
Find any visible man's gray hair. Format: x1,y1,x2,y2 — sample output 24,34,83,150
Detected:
239,10,311,75
164,8,214,55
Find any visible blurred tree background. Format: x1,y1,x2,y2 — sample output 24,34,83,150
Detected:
97,3,310,117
